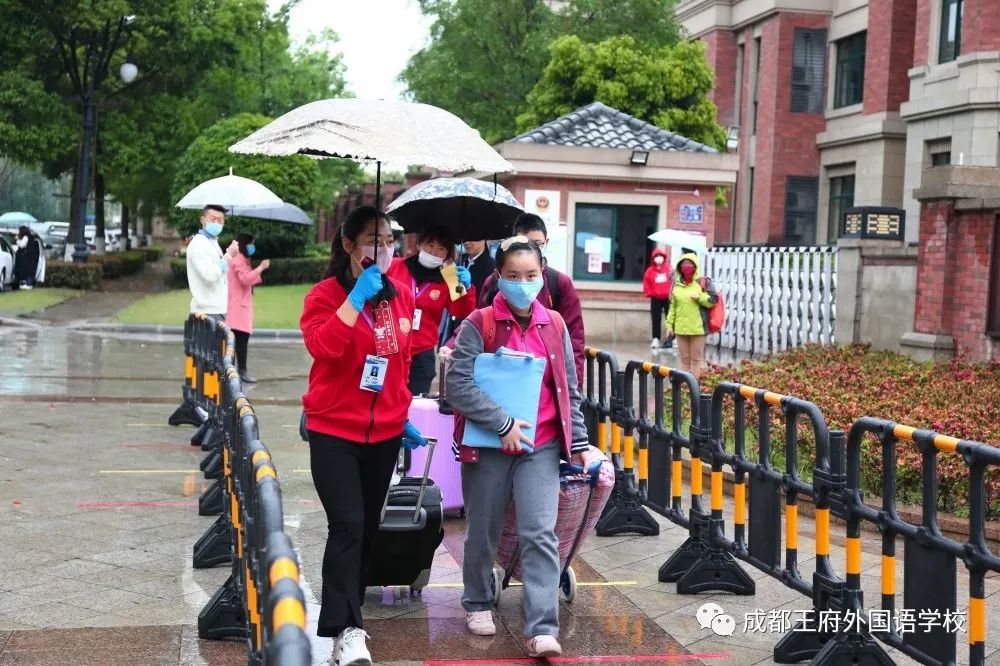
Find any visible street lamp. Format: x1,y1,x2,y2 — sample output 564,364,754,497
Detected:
66,20,137,263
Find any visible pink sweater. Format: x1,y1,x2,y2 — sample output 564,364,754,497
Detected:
492,296,559,449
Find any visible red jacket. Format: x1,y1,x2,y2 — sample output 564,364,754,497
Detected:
642,249,672,300
386,257,477,355
300,276,415,443
479,266,586,388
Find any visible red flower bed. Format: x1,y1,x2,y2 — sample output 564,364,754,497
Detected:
700,345,1000,519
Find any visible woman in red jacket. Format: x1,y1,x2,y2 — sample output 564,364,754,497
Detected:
386,224,475,395
300,205,428,666
642,248,674,349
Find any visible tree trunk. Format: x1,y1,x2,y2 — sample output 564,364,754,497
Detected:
121,203,130,251
94,169,106,255
66,142,82,261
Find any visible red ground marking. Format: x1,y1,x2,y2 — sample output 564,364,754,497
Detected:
119,443,194,449
424,653,731,665
77,501,198,509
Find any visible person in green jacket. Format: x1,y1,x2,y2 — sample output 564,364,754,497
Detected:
665,252,718,379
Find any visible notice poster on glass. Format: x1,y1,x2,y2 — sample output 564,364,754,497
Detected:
587,253,603,274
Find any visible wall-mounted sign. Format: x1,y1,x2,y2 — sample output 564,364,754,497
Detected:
841,207,905,241
680,204,704,224
524,189,562,227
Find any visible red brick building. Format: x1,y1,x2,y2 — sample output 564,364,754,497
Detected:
679,0,1000,361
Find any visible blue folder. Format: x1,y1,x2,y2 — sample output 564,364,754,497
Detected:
462,347,546,453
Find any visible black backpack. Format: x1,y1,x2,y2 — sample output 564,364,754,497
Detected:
481,266,561,310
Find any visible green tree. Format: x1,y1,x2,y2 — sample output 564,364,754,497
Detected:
170,113,349,257
518,36,726,150
401,0,680,144
0,0,354,247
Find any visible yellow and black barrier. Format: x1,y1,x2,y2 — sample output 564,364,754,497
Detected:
583,348,659,536
585,348,1000,666
184,314,311,666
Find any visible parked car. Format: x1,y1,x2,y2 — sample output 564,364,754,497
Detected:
0,235,14,292
28,222,68,259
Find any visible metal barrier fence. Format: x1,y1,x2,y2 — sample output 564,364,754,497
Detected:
172,314,310,666
586,346,1000,666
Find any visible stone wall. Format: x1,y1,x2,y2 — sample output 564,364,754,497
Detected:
835,238,919,351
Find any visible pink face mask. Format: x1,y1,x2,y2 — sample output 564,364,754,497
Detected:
653,256,664,266
679,263,696,281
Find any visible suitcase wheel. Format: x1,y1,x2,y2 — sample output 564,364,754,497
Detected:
560,566,577,603
411,568,431,594
491,566,503,607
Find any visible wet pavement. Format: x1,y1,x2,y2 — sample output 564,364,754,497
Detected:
1,318,996,665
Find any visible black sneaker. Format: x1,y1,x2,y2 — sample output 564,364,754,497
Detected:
239,372,257,384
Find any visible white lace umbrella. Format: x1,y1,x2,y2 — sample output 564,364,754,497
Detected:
227,99,516,203
175,168,283,210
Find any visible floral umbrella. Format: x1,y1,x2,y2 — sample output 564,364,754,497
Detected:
385,177,522,241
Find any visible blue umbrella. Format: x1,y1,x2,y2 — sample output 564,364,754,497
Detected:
386,177,523,241
0,211,37,227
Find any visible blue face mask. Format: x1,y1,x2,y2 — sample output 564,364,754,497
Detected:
498,277,543,310
204,222,224,237
246,244,256,257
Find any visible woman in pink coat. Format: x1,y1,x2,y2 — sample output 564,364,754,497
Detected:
227,233,270,383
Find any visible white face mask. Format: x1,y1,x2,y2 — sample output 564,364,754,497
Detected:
355,245,394,273
418,250,444,269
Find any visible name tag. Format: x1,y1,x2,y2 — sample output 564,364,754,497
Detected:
413,308,423,331
654,274,667,283
361,355,389,393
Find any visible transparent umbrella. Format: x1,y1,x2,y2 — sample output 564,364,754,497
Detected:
228,98,516,206
175,168,283,211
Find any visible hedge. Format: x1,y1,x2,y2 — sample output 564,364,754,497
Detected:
44,262,103,290
168,257,327,288
135,247,165,262
88,251,146,279
700,345,1000,519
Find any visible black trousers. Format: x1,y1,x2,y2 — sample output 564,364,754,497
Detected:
408,348,436,396
650,298,671,340
308,431,401,637
232,329,250,371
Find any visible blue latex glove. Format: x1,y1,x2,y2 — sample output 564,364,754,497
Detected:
218,259,229,275
347,265,383,311
455,265,472,289
402,420,428,450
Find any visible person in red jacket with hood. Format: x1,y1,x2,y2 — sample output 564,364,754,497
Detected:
642,248,674,349
386,224,476,395
300,205,429,666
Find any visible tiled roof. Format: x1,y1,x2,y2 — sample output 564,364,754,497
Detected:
510,102,717,153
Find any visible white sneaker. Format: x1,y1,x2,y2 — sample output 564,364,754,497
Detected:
650,337,660,349
526,635,562,658
466,610,496,636
332,627,372,666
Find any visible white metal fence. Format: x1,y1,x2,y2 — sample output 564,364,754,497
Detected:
702,246,837,355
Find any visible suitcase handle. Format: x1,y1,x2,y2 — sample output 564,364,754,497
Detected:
413,437,437,524
380,436,438,525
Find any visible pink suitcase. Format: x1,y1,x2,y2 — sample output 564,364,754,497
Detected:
493,451,614,603
406,397,464,514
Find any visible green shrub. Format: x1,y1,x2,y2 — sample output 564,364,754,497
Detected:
166,256,327,289
303,242,332,258
136,246,165,262
265,257,328,285
45,261,103,290
88,251,146,279
169,258,187,288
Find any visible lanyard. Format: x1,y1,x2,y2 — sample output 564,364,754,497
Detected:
412,278,432,300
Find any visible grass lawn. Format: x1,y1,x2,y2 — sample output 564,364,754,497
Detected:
0,288,82,315
115,284,312,329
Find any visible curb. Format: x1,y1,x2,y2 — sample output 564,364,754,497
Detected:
0,316,43,329
69,322,303,339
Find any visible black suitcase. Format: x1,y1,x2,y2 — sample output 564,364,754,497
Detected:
366,439,444,593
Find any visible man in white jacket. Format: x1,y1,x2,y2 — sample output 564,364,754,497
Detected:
186,205,238,317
